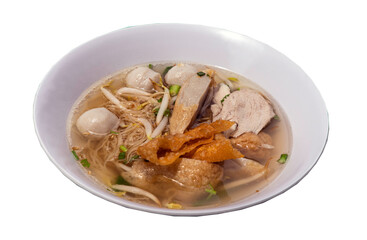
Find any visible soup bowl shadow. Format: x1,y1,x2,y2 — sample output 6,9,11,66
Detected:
34,23,329,216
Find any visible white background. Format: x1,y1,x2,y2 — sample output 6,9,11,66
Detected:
1,0,366,239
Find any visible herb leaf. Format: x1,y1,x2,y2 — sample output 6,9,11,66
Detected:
71,150,79,161
163,66,174,76
221,94,230,104
169,84,181,96
80,159,90,168
197,71,206,77
118,152,126,160
124,154,140,164
205,184,217,199
148,64,153,69
153,107,159,116
157,97,163,103
277,154,288,164
163,109,171,117
110,131,118,135
119,145,128,152
115,175,131,185
273,115,280,120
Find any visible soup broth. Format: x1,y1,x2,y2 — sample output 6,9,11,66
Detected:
67,62,291,209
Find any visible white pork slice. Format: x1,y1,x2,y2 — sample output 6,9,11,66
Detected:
211,83,231,118
164,64,198,86
169,75,211,134
214,88,275,137
125,66,161,92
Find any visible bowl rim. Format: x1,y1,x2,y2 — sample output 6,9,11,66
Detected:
33,23,329,216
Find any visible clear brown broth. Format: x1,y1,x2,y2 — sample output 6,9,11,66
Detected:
67,62,291,209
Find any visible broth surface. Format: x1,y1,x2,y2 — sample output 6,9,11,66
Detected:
67,62,291,209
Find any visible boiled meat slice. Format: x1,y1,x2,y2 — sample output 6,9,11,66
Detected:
213,88,275,137
211,83,231,118
169,75,211,135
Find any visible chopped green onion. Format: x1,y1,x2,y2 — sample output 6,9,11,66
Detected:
163,66,174,76
163,109,171,117
236,87,241,91
228,77,238,82
277,154,288,164
71,150,79,161
124,154,140,164
273,115,280,120
118,152,126,160
205,184,217,199
154,107,170,117
153,107,159,116
115,175,130,185
169,85,181,96
157,97,163,103
119,145,128,152
110,131,118,135
197,71,206,77
221,94,230,104
80,159,90,168
148,64,153,69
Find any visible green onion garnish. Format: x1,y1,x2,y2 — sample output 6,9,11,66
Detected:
119,145,128,152
153,107,159,116
197,71,206,77
148,64,153,69
110,131,118,135
205,184,217,199
163,66,174,76
71,150,79,161
124,155,140,164
169,84,181,96
80,159,90,168
221,94,230,104
273,115,280,120
118,152,126,160
163,109,171,117
277,154,288,164
153,107,170,117
115,175,130,185
157,97,163,103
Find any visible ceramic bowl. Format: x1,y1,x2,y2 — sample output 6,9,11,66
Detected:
34,24,328,216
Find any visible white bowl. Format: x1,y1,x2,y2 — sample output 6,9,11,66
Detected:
34,23,328,216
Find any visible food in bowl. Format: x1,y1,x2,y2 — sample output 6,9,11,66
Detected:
67,62,291,209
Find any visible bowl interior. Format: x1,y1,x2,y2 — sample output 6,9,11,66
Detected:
34,24,328,216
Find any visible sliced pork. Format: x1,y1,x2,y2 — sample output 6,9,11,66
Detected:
213,88,275,137
211,83,231,118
